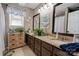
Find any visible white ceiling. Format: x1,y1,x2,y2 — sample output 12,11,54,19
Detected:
18,3,40,9
7,3,41,10
5,3,40,10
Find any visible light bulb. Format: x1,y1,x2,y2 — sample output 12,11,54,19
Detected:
43,4,48,9
40,6,43,11
38,8,40,12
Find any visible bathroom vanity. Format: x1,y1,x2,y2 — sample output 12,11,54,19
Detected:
25,33,75,56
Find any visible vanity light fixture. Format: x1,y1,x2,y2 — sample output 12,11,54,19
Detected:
38,8,41,12
43,4,48,9
38,3,53,12
40,6,44,11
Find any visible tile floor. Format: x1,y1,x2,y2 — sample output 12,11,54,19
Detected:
6,46,36,56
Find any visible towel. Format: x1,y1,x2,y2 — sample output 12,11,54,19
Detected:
60,43,79,54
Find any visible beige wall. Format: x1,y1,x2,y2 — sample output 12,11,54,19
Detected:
33,4,54,34
24,8,34,32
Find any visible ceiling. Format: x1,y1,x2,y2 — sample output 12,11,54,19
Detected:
18,3,40,9
55,3,79,17
7,3,41,10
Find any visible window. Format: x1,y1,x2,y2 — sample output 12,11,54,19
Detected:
9,14,24,26
7,7,25,27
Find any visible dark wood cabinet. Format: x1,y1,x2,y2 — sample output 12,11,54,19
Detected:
42,41,52,51
29,36,35,51
35,38,42,56
42,41,52,56
52,46,69,56
25,33,70,56
42,47,52,56
25,34,35,51
25,34,29,45
35,48,41,56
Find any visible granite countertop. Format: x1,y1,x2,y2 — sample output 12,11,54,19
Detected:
35,36,71,48
26,33,71,48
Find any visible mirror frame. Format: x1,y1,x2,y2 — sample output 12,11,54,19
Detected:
33,13,40,30
52,3,74,37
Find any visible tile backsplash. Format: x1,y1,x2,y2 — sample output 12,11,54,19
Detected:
52,33,73,42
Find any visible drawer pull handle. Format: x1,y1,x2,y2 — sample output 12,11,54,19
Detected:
12,39,15,40
12,44,15,45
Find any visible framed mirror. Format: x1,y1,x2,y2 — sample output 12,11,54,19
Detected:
52,3,76,36
54,4,65,33
33,13,40,30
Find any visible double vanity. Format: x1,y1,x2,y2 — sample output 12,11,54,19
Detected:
25,33,79,56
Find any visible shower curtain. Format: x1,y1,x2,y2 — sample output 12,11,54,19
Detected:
0,4,5,56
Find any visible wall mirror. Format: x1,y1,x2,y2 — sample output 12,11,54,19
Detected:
33,13,40,30
54,4,66,33
53,3,79,36
68,9,79,34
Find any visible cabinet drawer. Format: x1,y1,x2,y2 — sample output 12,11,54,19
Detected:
8,44,16,49
42,47,51,56
8,37,16,41
42,41,52,51
18,41,25,44
18,37,24,39
8,40,16,44
8,34,16,38
9,34,16,36
8,38,16,43
18,41,25,46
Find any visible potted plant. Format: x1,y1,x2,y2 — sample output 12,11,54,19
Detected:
15,27,24,33
33,28,47,36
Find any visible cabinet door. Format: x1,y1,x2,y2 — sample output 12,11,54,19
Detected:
53,46,69,56
30,37,35,51
35,48,41,56
34,38,42,55
42,47,51,56
35,38,41,51
68,10,79,34
42,41,52,51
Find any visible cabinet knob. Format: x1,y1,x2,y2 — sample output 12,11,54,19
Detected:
12,44,15,45
12,39,15,40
